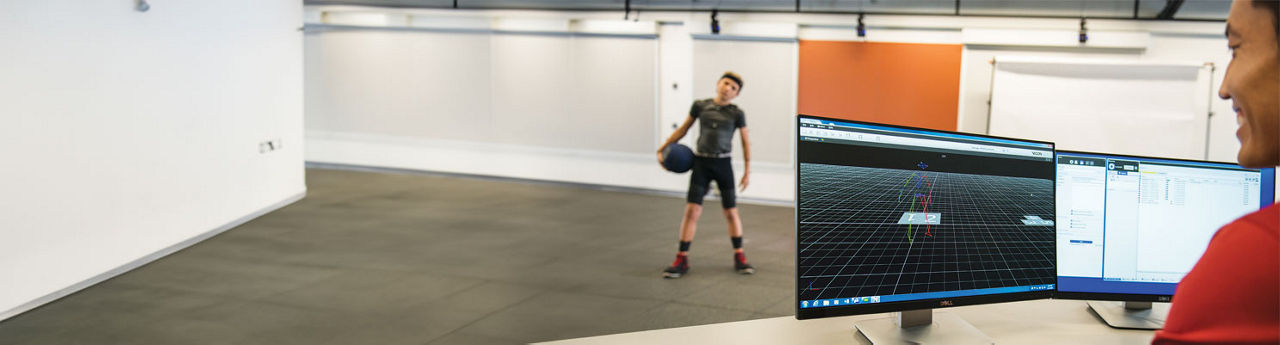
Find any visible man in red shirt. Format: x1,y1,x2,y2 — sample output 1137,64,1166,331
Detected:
1153,0,1280,344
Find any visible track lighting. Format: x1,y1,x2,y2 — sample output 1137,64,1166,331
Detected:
711,9,720,35
857,13,866,37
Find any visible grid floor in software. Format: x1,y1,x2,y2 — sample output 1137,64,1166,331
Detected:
798,163,1055,301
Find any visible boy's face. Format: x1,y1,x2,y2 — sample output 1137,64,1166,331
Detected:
1221,0,1280,168
716,77,741,102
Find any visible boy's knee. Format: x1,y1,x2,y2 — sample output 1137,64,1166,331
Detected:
685,204,703,218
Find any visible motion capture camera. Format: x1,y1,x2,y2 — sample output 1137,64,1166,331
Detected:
710,10,720,35
1078,18,1088,43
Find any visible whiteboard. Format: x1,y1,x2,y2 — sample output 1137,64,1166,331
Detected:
988,56,1212,160
491,35,657,153
305,30,492,142
306,30,658,154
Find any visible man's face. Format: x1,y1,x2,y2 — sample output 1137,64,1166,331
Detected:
1221,0,1280,168
716,77,741,102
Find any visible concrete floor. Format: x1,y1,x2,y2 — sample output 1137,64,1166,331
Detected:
0,167,796,344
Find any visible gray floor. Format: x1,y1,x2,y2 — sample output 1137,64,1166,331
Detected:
0,168,796,344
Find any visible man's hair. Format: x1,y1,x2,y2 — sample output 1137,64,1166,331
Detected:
721,71,744,91
1256,0,1280,49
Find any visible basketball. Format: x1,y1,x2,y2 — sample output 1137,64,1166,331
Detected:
662,144,694,173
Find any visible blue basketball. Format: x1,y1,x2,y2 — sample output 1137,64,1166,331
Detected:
662,144,694,173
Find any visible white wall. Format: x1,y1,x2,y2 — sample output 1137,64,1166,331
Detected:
304,7,1246,204
305,15,728,199
0,1,305,320
305,27,695,197
305,10,802,202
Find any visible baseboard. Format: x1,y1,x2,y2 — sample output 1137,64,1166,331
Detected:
304,130,797,203
306,162,795,208
0,191,307,322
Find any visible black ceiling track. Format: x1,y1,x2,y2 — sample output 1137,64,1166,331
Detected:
303,1,1224,22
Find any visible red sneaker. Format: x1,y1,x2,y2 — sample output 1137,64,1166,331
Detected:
734,252,755,275
663,255,690,279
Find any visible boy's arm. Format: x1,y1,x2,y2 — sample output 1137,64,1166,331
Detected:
739,126,750,191
657,115,696,164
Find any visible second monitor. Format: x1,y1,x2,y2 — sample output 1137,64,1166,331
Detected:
1055,150,1276,329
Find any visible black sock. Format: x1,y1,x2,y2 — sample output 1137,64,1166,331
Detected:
679,241,691,253
731,236,743,250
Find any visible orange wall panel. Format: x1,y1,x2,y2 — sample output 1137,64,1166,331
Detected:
798,40,962,131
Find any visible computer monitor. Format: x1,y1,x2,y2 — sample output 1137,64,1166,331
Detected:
795,115,1056,343
1055,150,1275,329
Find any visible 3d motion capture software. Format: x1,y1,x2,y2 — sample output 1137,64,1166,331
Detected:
1057,154,1266,294
797,119,1056,309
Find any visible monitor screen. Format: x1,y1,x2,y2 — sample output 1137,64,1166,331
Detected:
1055,151,1275,301
796,115,1056,319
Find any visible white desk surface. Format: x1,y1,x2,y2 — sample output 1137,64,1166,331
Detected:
537,299,1160,345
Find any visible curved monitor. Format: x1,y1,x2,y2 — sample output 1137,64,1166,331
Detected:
1054,150,1276,302
795,115,1056,320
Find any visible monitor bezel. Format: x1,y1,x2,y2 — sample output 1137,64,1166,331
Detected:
1052,149,1275,302
794,114,1056,320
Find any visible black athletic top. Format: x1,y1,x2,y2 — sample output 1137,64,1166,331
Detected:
689,99,746,157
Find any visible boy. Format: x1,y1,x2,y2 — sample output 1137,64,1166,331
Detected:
656,71,754,279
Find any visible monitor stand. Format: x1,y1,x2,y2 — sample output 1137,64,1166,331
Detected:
854,309,994,344
1087,301,1166,330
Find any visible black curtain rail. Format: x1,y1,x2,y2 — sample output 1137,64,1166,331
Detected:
304,2,1225,22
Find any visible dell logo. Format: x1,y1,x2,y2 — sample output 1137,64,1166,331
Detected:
940,300,954,307
1158,297,1171,302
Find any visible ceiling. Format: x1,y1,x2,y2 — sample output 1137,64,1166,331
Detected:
303,0,1231,20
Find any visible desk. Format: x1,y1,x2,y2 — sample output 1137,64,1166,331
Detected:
537,300,1160,344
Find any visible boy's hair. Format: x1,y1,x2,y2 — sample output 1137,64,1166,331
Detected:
721,71,744,91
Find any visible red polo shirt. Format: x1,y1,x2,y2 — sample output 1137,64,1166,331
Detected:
1153,203,1279,345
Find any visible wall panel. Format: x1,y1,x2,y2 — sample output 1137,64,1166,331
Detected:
799,40,962,131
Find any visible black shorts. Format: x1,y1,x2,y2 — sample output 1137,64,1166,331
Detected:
686,156,736,209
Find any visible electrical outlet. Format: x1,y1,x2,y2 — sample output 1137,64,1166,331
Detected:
259,139,282,154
